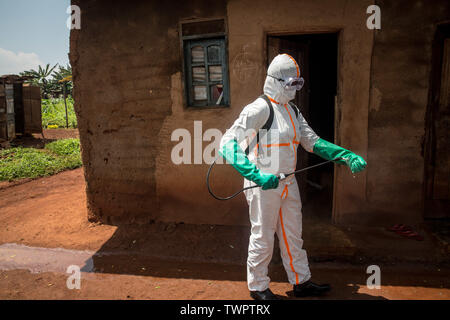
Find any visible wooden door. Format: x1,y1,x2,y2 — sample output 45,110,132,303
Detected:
22,85,42,134
424,25,450,218
5,84,15,140
14,83,24,134
0,84,6,140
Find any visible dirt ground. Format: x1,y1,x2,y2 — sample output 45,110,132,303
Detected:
1,129,79,150
0,168,114,251
1,262,449,300
0,166,449,300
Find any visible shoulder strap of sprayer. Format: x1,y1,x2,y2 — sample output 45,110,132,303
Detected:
288,101,299,118
244,94,274,155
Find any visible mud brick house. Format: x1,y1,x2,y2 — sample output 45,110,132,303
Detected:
70,0,450,227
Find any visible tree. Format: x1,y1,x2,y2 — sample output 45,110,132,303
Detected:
55,65,73,128
52,64,73,96
20,63,58,98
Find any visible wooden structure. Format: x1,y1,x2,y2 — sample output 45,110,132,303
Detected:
0,75,42,141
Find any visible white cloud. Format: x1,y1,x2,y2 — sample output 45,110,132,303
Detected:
0,48,44,76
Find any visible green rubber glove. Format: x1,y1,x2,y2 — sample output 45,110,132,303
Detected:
219,139,279,190
313,138,367,174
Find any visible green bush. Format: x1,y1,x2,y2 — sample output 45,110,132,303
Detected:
41,97,77,129
0,139,82,181
45,138,80,156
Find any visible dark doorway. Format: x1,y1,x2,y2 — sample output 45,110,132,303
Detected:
13,83,24,134
424,24,450,219
268,33,338,220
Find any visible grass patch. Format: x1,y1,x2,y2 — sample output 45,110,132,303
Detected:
45,138,80,156
0,139,82,181
42,97,77,129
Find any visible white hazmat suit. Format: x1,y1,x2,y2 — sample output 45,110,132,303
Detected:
220,54,320,291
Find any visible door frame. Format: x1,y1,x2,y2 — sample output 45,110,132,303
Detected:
423,23,450,218
265,30,342,221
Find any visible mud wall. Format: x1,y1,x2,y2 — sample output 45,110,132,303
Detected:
70,0,449,226
366,0,450,225
70,0,229,224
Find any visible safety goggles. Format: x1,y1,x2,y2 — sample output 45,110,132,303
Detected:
268,74,305,91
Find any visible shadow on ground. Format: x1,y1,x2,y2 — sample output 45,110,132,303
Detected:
79,218,449,299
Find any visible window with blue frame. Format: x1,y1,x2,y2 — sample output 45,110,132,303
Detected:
181,20,229,107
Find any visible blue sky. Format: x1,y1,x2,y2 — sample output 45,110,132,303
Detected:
0,0,70,75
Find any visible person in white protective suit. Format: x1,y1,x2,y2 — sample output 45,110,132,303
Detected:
219,54,367,300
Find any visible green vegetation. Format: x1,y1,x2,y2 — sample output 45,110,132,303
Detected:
0,139,82,181
20,64,72,98
45,139,80,156
19,63,75,128
41,97,77,129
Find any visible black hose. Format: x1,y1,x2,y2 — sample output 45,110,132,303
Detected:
206,158,260,200
282,159,336,178
206,157,341,201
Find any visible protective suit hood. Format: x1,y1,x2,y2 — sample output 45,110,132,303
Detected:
263,54,300,105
